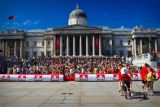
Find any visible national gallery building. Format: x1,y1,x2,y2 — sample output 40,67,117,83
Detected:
0,5,160,59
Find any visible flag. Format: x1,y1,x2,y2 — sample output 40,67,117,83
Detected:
8,16,15,20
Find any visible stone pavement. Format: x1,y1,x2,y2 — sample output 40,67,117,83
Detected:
0,81,160,107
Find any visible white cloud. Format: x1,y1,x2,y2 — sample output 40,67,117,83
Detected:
33,21,39,25
23,20,39,26
27,29,45,32
23,20,31,26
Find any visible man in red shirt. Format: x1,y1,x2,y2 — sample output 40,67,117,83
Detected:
141,63,149,92
121,72,131,99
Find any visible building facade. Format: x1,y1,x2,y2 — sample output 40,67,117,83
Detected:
0,5,160,59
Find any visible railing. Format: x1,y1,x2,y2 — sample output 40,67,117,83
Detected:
132,53,149,61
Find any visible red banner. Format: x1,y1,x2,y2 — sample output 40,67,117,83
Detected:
56,36,60,49
95,36,99,49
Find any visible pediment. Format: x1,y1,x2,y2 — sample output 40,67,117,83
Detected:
53,25,101,31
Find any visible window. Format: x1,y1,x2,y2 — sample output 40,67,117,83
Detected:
47,51,51,57
106,50,111,56
128,40,131,45
42,41,44,46
120,40,123,46
128,51,132,57
33,51,37,57
26,41,29,47
26,52,29,58
41,51,44,57
34,41,37,47
112,40,115,46
119,50,124,57
47,40,50,46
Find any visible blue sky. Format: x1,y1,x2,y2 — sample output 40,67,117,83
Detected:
0,0,160,30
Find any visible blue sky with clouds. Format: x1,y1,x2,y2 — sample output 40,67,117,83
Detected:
0,0,160,30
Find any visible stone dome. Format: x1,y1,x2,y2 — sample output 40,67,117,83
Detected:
69,4,87,19
68,4,87,26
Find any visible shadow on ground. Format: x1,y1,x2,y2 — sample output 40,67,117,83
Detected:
131,91,160,101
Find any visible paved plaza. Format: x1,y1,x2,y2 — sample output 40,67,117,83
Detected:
0,81,160,107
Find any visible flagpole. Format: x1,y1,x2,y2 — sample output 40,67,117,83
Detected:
13,18,16,29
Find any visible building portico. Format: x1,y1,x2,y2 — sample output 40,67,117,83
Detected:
52,32,102,57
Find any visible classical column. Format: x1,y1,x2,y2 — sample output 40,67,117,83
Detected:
51,39,53,56
20,39,23,58
5,41,8,57
2,41,4,56
140,39,142,54
134,38,137,56
14,41,17,57
73,36,76,56
0,40,1,49
79,36,82,56
155,39,157,52
60,35,62,56
149,38,151,52
99,35,102,56
86,35,88,56
53,35,56,56
66,35,69,56
109,39,113,56
131,39,134,56
44,40,47,56
92,36,95,56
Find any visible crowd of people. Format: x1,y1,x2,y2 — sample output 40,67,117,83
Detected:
0,56,159,99
0,57,138,76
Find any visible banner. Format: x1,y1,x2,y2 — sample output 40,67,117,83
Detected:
113,74,119,80
56,36,60,49
34,75,43,81
51,75,59,81
42,75,51,81
75,73,144,81
9,75,19,81
88,74,97,81
97,74,105,81
26,75,35,81
105,74,114,80
2,75,10,80
95,36,99,49
18,75,26,81
79,74,88,81
0,74,64,81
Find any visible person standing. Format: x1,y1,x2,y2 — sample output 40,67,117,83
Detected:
146,68,154,95
140,64,148,92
